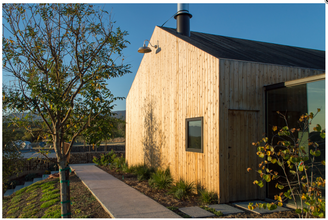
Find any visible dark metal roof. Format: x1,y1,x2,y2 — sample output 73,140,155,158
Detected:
159,27,325,70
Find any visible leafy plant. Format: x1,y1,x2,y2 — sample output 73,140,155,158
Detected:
248,110,325,218
93,150,116,166
110,155,126,171
148,167,173,189
198,188,218,205
134,165,155,181
169,179,195,200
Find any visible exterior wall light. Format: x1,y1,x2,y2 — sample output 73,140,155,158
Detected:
138,40,158,53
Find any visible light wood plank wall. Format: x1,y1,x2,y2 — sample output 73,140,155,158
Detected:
126,26,325,203
126,26,220,194
218,58,324,203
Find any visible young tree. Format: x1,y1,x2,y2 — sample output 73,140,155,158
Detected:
3,3,131,217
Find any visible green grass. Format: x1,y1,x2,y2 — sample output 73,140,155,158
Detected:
22,204,35,212
7,203,19,211
15,187,27,195
40,193,60,202
19,208,40,218
26,183,41,193
201,206,223,217
40,198,60,209
42,205,61,218
9,195,22,204
26,192,39,201
167,206,178,211
42,186,55,193
7,206,20,215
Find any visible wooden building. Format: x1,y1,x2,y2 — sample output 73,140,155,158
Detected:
126,19,325,203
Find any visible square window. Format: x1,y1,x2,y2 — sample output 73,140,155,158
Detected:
186,117,203,153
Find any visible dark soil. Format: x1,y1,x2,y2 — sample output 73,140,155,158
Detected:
98,165,299,218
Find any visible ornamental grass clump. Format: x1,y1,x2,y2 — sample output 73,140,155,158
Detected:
169,179,195,200
198,188,218,205
134,165,155,181
248,110,325,218
148,167,173,190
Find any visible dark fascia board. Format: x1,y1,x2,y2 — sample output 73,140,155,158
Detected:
264,73,325,91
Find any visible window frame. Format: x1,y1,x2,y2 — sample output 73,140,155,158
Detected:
185,117,203,153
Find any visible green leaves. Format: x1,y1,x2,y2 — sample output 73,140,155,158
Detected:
263,174,271,182
310,149,321,157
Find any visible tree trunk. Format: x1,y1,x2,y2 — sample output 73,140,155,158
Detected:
58,159,71,218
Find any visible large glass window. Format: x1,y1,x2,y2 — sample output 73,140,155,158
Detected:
266,79,325,206
186,117,203,153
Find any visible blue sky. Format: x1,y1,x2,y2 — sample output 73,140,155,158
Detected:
2,2,325,111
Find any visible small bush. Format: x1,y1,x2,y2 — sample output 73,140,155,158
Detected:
110,155,126,171
134,165,155,181
25,173,36,181
198,188,218,205
169,179,194,200
93,150,117,166
148,167,173,190
121,162,130,173
128,164,143,174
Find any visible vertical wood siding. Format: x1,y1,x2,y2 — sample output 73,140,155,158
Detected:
126,26,220,194
218,59,324,203
127,26,324,203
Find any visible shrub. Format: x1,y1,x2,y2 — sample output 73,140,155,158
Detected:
25,173,36,181
248,111,325,218
198,188,218,205
169,179,194,200
134,165,155,181
93,149,116,166
148,167,173,190
110,155,126,171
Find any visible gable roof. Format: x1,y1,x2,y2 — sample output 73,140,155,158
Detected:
159,27,325,70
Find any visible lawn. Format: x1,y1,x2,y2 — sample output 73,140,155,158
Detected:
2,173,110,218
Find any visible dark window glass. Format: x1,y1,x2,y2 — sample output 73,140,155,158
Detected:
186,117,203,153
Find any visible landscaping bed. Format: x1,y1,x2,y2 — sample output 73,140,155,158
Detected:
97,165,299,218
2,173,111,218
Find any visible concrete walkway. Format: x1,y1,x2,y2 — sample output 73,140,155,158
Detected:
69,163,181,218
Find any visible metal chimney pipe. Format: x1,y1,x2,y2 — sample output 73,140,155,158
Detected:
174,3,192,37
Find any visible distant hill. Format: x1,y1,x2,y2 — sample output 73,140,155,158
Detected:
113,110,126,120
5,110,126,121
